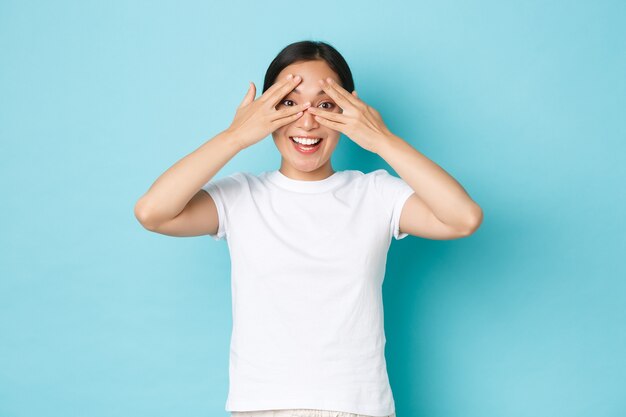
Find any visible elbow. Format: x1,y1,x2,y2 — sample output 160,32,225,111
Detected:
134,198,158,231
459,204,483,237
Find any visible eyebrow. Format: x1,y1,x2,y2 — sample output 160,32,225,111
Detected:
290,88,327,96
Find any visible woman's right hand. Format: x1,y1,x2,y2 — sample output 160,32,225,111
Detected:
225,74,311,150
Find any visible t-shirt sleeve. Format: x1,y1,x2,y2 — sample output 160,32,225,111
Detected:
371,168,415,240
200,172,245,241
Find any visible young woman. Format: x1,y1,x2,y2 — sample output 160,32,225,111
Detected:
135,40,483,417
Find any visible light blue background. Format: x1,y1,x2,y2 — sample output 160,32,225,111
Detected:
1,1,624,416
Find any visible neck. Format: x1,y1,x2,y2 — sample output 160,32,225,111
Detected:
279,162,335,181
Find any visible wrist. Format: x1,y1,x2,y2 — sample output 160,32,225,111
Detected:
219,128,246,153
373,132,401,156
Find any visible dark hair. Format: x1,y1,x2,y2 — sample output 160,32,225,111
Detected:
262,40,354,94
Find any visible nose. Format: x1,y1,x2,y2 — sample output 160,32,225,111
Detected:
296,107,319,130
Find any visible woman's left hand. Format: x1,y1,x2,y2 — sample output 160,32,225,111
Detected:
307,77,392,154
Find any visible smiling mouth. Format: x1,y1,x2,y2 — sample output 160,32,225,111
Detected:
289,136,323,153
289,136,323,144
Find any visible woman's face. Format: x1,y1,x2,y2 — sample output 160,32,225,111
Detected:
271,59,343,178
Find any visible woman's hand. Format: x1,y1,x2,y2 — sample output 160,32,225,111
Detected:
306,78,393,154
225,74,311,150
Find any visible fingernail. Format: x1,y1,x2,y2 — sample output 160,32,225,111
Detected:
294,75,301,81
304,101,311,107
287,74,293,79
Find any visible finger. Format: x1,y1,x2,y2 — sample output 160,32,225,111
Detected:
307,108,348,124
263,73,295,97
270,108,305,129
311,113,344,132
352,90,358,98
317,79,354,112
262,74,302,107
257,74,294,106
272,102,311,121
325,78,364,109
238,82,256,109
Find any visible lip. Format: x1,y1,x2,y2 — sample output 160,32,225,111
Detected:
289,136,323,154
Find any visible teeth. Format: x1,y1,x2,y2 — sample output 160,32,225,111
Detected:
291,136,321,145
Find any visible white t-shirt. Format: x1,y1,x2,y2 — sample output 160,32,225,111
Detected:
201,168,414,417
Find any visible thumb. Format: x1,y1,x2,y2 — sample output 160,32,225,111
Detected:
238,82,256,109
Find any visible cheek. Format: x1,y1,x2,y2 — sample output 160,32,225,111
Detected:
273,124,288,135
271,131,283,142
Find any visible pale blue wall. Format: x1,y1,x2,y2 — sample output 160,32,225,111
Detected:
1,1,624,416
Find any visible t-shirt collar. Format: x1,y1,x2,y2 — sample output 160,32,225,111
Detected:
265,169,345,193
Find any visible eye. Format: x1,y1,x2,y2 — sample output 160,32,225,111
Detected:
281,99,335,109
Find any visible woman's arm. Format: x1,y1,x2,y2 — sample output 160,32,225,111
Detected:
133,129,242,231
134,75,308,233
305,77,482,238
375,133,483,235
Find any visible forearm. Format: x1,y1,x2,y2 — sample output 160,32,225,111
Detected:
134,129,242,228
375,133,482,231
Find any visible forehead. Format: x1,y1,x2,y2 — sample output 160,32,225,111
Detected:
276,60,340,84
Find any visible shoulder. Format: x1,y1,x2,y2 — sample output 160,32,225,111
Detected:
360,168,401,187
207,171,254,186
201,171,253,199
233,171,255,183
328,168,394,186
332,169,393,194
338,168,367,180
364,168,393,178
365,168,406,184
362,168,414,202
